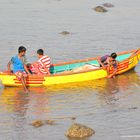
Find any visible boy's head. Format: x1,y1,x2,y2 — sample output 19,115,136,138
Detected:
37,49,44,55
110,52,117,59
18,46,26,56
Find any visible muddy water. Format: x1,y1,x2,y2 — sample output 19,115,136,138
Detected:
0,0,140,140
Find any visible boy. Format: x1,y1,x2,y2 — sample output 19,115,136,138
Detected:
29,49,51,75
98,52,118,78
7,46,30,93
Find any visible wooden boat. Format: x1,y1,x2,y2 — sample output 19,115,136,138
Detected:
0,49,140,87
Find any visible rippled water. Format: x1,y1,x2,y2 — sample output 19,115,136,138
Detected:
0,0,140,140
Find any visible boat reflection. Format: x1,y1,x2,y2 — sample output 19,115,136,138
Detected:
0,87,30,140
0,87,49,116
0,87,29,113
46,70,140,94
0,86,49,139
0,70,139,107
92,70,140,104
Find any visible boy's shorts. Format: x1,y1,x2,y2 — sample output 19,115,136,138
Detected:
15,71,27,80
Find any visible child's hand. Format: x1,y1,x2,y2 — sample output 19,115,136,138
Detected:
107,75,112,78
107,74,115,78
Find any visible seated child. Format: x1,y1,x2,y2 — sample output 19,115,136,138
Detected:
28,49,51,75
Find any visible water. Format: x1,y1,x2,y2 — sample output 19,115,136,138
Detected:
0,0,140,139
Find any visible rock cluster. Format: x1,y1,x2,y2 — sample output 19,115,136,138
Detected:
31,120,55,128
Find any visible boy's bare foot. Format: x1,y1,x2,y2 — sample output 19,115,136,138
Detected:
24,89,29,94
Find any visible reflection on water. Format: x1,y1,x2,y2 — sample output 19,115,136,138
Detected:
0,87,29,112
0,0,140,139
0,70,140,140
0,88,29,140
93,70,140,105
0,87,49,118
0,70,140,112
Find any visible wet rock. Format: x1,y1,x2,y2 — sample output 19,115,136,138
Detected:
71,117,76,120
31,120,44,128
128,107,138,110
60,31,70,35
45,120,55,125
94,6,108,13
66,123,95,138
103,3,114,8
31,119,55,127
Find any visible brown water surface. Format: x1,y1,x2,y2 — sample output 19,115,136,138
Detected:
0,0,140,140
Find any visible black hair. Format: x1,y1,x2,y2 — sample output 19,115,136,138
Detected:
18,46,26,53
110,52,117,59
37,49,44,55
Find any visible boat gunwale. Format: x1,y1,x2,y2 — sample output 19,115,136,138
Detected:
49,49,139,76
51,49,137,67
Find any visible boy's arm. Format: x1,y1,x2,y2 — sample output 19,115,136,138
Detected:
97,57,106,69
107,61,118,78
22,56,31,75
107,68,117,78
44,67,51,75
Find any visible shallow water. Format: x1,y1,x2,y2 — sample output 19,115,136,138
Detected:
0,0,140,140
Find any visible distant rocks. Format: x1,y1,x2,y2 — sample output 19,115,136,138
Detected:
66,123,95,138
94,6,107,13
93,3,114,13
60,31,70,35
31,119,95,139
31,120,55,128
128,107,138,110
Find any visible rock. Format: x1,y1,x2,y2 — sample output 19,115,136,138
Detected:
31,120,44,127
60,31,70,35
94,6,108,13
66,123,95,138
128,107,138,110
31,119,55,127
103,3,114,8
45,120,55,125
71,117,76,120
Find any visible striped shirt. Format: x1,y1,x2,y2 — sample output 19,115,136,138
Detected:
38,55,51,74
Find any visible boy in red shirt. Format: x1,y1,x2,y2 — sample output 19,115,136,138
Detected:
29,49,51,75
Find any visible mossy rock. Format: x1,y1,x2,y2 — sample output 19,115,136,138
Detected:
66,123,95,138
94,6,108,13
